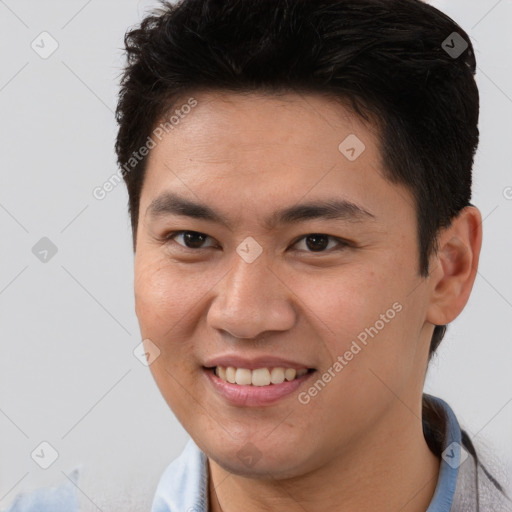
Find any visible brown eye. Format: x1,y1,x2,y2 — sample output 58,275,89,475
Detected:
165,231,216,249
293,234,349,253
304,234,329,251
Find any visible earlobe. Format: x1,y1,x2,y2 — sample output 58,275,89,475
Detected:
426,206,483,326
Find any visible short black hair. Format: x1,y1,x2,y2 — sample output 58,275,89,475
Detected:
115,0,479,357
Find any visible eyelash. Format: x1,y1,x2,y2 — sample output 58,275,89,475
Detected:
161,230,351,254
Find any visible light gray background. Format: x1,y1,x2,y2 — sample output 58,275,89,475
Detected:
1,1,511,511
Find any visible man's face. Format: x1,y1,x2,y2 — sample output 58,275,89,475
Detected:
134,91,435,478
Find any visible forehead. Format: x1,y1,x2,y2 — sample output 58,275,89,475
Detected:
139,91,413,228
152,90,378,163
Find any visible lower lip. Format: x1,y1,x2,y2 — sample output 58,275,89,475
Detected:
204,368,315,407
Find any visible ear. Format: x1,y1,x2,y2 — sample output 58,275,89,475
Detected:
426,206,482,326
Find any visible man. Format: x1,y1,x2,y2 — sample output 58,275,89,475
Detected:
114,0,512,510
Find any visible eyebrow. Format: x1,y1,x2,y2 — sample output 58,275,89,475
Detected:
146,192,375,230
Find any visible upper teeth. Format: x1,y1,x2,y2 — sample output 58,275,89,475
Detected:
215,366,308,386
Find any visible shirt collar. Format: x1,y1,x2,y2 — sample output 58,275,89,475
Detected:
151,438,209,512
424,393,464,512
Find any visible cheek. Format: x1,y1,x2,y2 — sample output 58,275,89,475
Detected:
289,265,392,343
291,268,420,435
134,254,193,342
134,254,204,415
133,252,224,360
289,262,419,377
135,269,175,338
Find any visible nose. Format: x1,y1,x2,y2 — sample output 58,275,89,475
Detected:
207,254,297,340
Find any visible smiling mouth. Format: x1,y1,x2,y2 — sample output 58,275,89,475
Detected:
206,366,316,386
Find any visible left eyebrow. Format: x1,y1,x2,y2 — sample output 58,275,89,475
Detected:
267,199,375,229
145,192,375,230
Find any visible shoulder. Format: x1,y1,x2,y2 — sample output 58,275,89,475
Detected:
453,433,512,512
3,469,81,512
423,394,512,512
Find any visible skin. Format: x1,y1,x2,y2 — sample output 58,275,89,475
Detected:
133,91,482,511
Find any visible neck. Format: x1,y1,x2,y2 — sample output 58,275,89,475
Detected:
208,403,440,512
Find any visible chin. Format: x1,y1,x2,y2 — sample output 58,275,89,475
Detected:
202,436,316,480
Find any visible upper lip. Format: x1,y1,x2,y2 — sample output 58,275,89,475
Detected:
203,355,314,370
